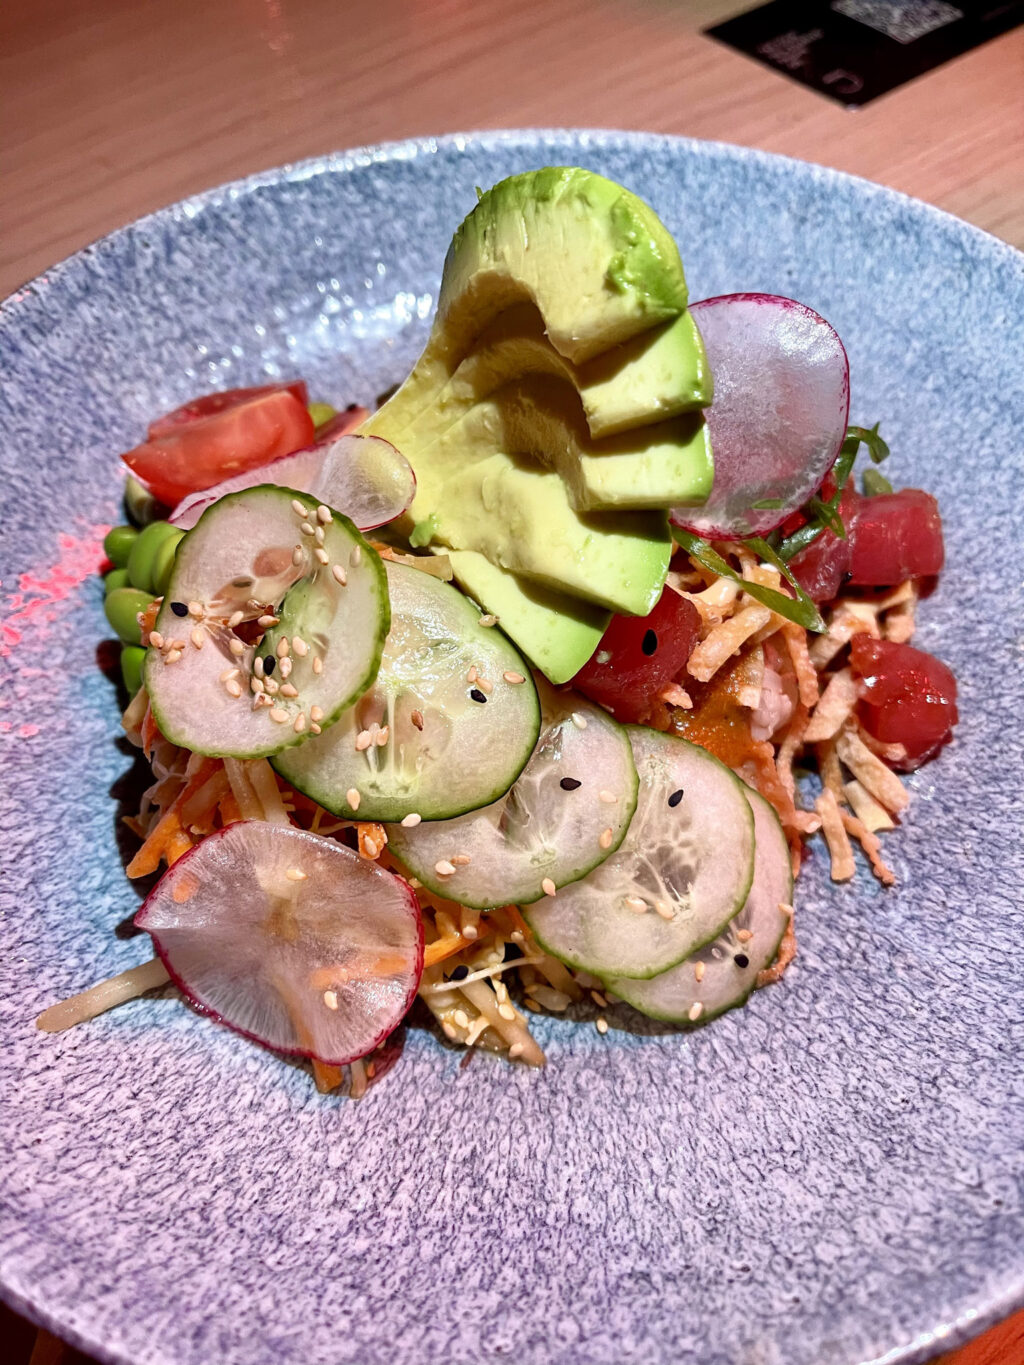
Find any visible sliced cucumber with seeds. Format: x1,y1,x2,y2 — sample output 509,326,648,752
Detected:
145,485,388,760
273,561,540,821
524,726,755,979
609,787,792,1021
386,687,638,907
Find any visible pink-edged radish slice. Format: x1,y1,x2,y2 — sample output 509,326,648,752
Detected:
170,431,415,533
136,821,424,1066
671,294,849,539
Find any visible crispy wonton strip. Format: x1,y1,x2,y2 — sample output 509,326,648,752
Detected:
804,667,859,743
809,604,879,670
840,809,896,886
815,788,856,881
855,726,909,766
843,779,895,832
736,643,764,710
782,622,820,709
775,706,809,804
687,604,773,683
836,727,910,813
816,740,847,805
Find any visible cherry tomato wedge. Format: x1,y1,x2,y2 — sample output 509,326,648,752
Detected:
850,635,958,770
147,382,308,439
571,587,700,723
123,387,315,506
788,480,860,603
849,489,944,586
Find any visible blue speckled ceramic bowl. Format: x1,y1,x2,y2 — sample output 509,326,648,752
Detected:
1,132,1022,1365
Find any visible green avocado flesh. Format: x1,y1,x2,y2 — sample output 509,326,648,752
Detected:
360,166,711,677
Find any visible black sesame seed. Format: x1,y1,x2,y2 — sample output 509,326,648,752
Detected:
734,953,750,969
449,964,469,981
560,777,582,791
263,655,276,676
667,788,684,807
170,601,188,617
470,687,487,703
642,629,658,656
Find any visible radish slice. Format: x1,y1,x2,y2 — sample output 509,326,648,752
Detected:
671,294,849,539
170,432,415,532
135,822,424,1066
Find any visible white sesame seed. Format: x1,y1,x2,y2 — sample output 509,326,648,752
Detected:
300,521,315,537
292,546,304,567
219,667,240,682
316,505,332,524
285,867,307,881
264,678,279,695
323,989,339,1011
310,722,322,735
599,789,617,804
478,614,498,627
257,615,278,629
695,961,706,982
599,827,614,849
149,631,164,650
541,877,557,897
250,677,264,694
590,990,608,1008
350,546,362,567
225,679,243,698
164,649,182,664
279,657,292,679
466,665,478,683
374,725,389,747
190,627,205,650
498,1003,517,1022
688,1001,704,1021
654,900,675,921
510,930,525,945
229,639,245,657
452,1009,470,1029
292,636,308,657
269,707,289,723
508,1042,525,1058
312,656,324,675
188,601,204,618
253,656,265,678
170,639,187,651
346,788,361,811
315,526,325,545
355,730,372,751
276,637,290,659
462,924,479,941
228,610,244,628
315,547,329,564
476,676,493,694
410,709,424,730
435,859,456,877
571,711,588,729
331,564,347,586
309,705,323,722
293,713,306,733
737,928,754,942
503,671,525,684
291,499,307,517
401,812,421,828
441,1021,458,1040
596,1017,609,1035
279,682,299,698
451,854,471,866
625,896,647,914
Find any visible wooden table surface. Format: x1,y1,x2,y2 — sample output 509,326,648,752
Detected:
2,1,1022,1362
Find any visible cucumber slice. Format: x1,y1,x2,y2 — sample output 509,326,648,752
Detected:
145,486,389,760
523,726,755,979
609,788,793,1022
386,689,638,907
273,561,540,821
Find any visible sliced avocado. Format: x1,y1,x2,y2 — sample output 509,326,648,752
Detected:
423,452,669,615
412,374,711,513
447,550,609,684
363,167,692,446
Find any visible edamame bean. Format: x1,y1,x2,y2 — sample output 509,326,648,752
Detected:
104,567,130,594
126,520,180,593
120,645,146,696
151,528,185,597
308,401,337,429
104,587,155,646
124,474,165,527
103,524,139,568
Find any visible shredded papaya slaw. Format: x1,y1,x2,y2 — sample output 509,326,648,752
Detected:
39,539,920,1096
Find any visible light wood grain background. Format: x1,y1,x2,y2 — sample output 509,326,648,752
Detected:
2,0,1022,1361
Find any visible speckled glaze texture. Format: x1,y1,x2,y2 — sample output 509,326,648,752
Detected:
1,133,1022,1365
